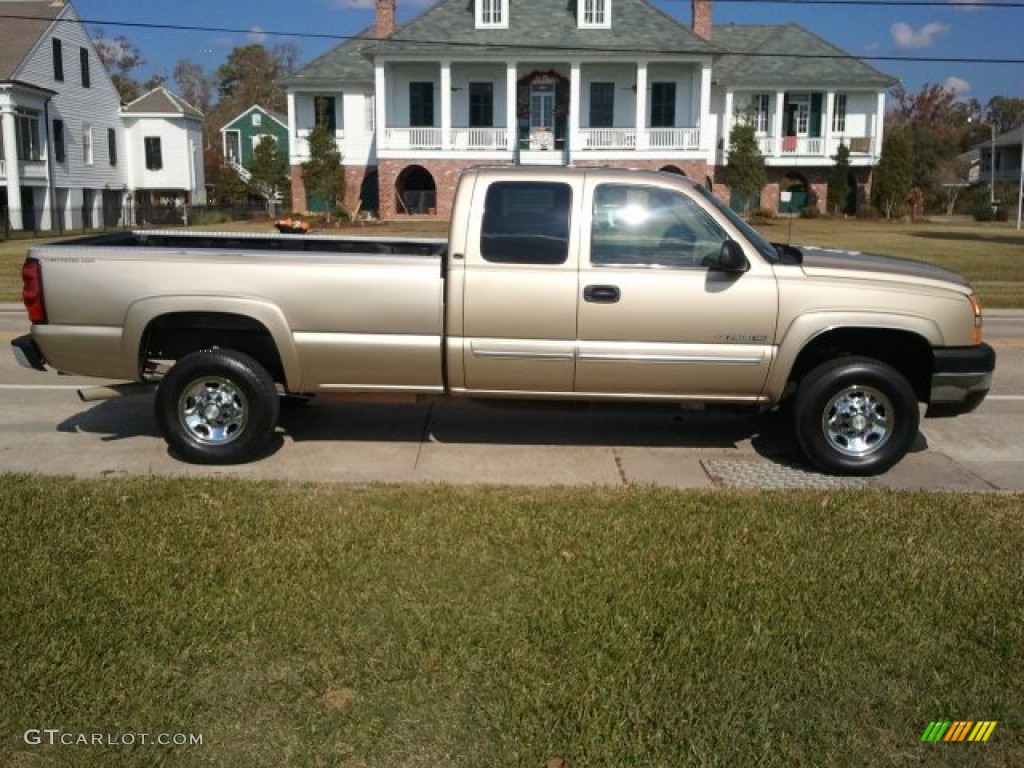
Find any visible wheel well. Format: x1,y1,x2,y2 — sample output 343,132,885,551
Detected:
788,328,933,402
141,312,285,383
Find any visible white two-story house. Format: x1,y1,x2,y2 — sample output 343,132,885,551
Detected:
285,0,895,219
0,0,204,233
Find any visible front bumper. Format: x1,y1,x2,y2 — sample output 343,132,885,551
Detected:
926,343,996,418
11,334,47,372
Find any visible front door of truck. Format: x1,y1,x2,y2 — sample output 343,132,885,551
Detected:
575,180,777,400
457,178,579,394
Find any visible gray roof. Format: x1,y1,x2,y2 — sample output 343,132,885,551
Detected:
288,0,716,87
711,24,897,89
0,1,64,80
366,0,716,58
284,30,374,88
122,86,204,118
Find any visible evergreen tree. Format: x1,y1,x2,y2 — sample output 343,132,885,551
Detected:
248,136,290,214
873,128,914,219
301,123,345,220
827,142,852,215
724,120,766,215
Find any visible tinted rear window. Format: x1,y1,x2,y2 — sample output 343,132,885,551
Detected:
480,181,572,265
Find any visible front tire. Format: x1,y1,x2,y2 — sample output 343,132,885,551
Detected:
155,349,280,464
794,357,919,476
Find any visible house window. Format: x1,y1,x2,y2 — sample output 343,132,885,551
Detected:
589,82,614,128
16,110,42,161
580,0,610,28
313,96,337,132
144,136,163,170
469,83,493,128
108,128,117,166
476,0,507,28
409,82,434,127
52,39,64,81
752,93,770,134
80,47,90,88
252,112,262,127
832,93,847,133
53,119,65,163
83,124,94,164
650,83,676,128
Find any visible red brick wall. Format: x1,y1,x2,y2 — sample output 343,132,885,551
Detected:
692,0,713,40
290,164,371,217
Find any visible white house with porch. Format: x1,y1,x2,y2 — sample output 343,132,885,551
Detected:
284,0,895,219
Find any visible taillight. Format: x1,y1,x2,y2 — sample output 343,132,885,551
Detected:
22,258,47,324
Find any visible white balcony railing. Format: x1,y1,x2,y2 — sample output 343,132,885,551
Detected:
383,127,443,150
580,128,636,150
20,161,48,179
647,127,700,150
755,135,875,158
449,127,509,150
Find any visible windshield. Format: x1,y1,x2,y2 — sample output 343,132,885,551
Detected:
694,185,779,263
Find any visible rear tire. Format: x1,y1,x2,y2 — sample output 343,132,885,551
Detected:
794,357,919,476
155,349,280,464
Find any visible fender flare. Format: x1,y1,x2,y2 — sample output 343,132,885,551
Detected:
764,311,942,400
121,296,302,391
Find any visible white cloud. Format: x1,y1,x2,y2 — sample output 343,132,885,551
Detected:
890,21,949,49
326,0,374,9
248,26,268,43
944,76,971,95
952,0,984,11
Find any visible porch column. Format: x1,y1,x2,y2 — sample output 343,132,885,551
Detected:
874,92,886,158
440,60,452,149
374,62,386,152
506,62,517,151
1,105,22,230
286,92,297,160
698,60,712,153
722,91,734,154
634,61,648,150
569,62,581,152
824,91,835,158
772,91,785,158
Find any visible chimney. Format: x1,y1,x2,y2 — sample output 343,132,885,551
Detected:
375,0,396,38
692,0,712,40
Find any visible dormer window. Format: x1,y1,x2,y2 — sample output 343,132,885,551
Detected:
476,0,508,29
579,0,610,28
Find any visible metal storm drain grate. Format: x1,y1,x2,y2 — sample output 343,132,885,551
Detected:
701,458,873,490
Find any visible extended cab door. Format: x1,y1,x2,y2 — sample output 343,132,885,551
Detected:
574,179,778,400
450,174,582,394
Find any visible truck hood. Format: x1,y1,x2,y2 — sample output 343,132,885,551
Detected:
795,246,970,290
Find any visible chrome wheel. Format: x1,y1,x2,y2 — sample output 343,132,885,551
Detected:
178,376,248,445
821,384,893,457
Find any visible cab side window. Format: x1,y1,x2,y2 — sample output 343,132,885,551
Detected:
481,181,572,265
591,184,726,268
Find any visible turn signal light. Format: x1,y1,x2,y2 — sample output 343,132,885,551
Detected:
22,258,47,324
968,293,983,345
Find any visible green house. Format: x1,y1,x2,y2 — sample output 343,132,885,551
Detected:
220,105,289,177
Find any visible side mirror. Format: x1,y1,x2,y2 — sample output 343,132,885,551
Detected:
715,240,749,274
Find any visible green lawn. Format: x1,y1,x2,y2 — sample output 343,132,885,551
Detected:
2,217,1022,306
2,476,1021,766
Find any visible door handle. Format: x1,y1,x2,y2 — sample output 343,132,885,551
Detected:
583,284,621,304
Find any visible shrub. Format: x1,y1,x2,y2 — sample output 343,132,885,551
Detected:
800,205,822,219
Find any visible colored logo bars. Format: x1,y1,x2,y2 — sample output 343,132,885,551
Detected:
921,721,997,743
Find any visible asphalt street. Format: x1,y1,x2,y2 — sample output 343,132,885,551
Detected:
2,305,1023,490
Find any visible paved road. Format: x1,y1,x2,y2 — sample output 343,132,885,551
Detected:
2,305,1023,490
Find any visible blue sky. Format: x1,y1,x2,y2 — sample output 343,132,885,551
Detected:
66,0,1023,105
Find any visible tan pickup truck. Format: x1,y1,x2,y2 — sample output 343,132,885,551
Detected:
12,166,995,475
